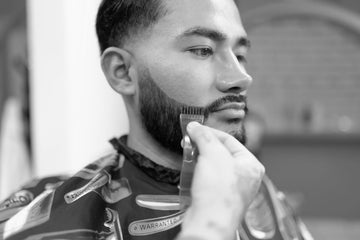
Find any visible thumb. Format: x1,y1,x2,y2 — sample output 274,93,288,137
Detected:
186,122,229,159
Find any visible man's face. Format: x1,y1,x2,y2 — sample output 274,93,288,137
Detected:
130,0,252,154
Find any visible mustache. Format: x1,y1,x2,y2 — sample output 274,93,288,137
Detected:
203,95,247,117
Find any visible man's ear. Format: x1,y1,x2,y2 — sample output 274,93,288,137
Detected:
101,47,135,95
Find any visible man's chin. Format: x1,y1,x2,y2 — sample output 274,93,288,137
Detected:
204,117,245,142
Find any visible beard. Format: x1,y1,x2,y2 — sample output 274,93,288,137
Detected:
138,66,247,156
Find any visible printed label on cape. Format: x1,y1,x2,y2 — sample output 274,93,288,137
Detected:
0,190,34,222
128,211,184,236
3,189,55,239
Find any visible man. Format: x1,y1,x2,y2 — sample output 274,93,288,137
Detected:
0,0,312,239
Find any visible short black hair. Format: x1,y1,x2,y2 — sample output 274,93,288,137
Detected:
96,0,168,54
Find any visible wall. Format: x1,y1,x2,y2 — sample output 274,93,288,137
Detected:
0,0,26,136
263,136,360,219
27,0,129,177
237,0,360,219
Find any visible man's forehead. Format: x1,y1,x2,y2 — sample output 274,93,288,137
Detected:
164,0,240,21
155,0,246,40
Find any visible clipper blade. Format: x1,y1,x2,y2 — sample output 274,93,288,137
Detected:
179,106,205,209
179,106,205,136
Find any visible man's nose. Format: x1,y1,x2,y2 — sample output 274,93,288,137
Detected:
215,56,253,94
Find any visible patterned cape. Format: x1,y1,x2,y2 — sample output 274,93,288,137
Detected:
0,136,313,240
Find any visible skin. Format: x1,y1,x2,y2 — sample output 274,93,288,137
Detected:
101,0,253,170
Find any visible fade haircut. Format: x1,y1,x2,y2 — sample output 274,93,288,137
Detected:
96,0,168,53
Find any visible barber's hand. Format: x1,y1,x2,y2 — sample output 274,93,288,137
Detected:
178,121,265,240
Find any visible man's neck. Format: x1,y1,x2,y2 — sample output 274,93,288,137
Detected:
127,124,183,171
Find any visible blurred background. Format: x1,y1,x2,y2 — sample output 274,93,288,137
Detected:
0,0,359,239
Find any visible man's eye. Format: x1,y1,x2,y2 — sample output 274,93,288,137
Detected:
188,47,213,58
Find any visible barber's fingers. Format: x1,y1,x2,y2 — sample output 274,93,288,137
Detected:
187,121,265,206
187,121,265,178
187,121,249,157
186,122,232,159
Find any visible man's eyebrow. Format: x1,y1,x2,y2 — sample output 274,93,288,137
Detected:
178,27,251,48
179,27,227,42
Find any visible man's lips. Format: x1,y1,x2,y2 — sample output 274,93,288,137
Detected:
211,102,246,119
213,102,246,112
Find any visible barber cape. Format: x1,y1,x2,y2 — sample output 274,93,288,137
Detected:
0,136,313,240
